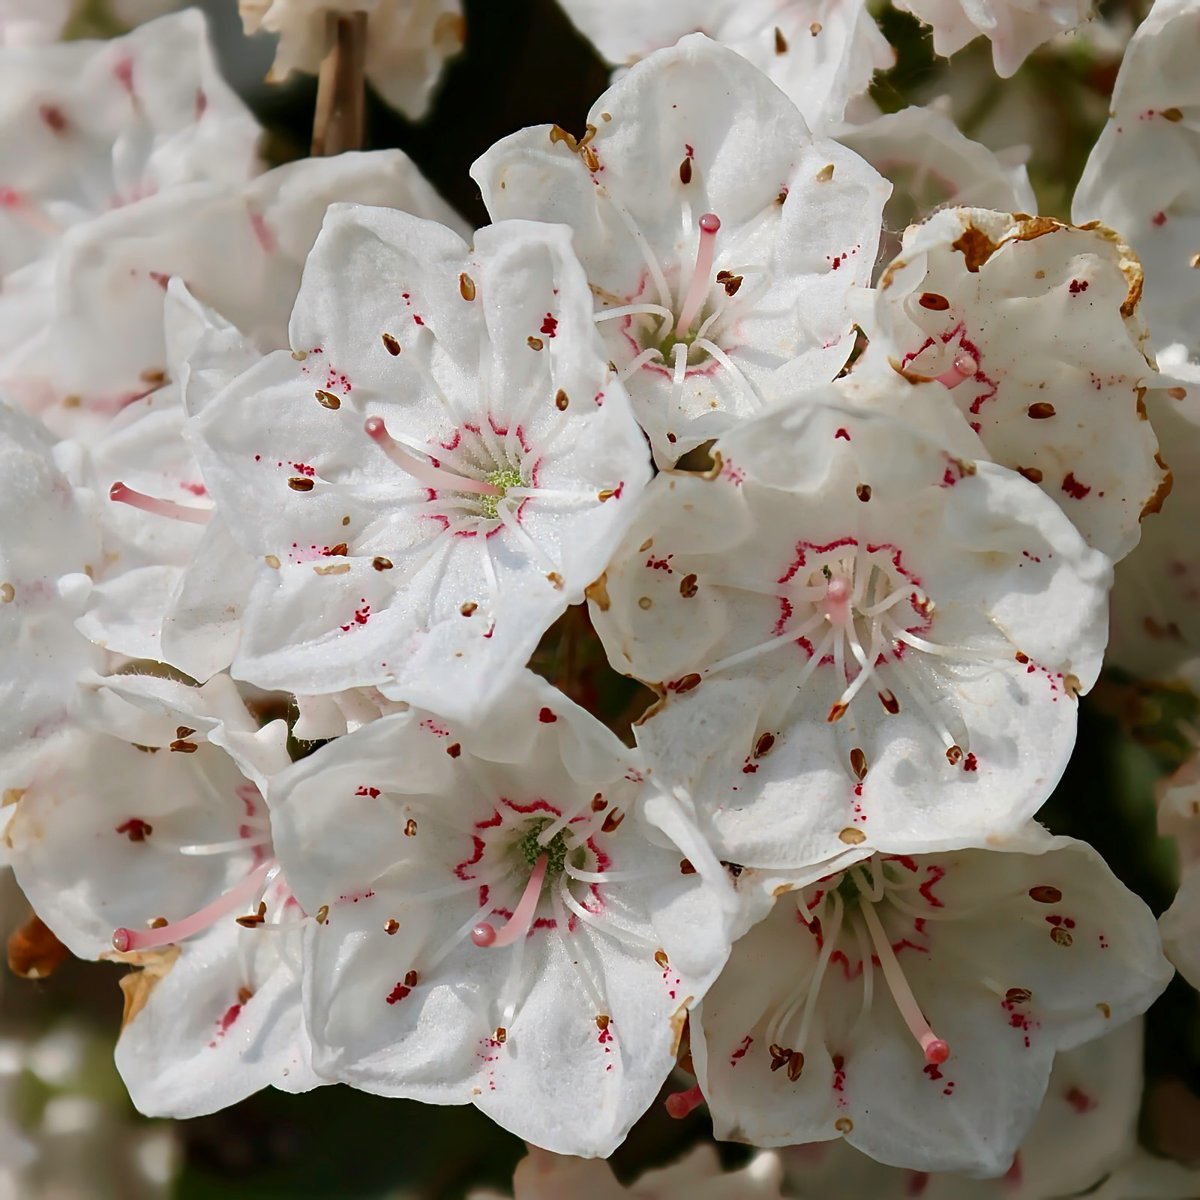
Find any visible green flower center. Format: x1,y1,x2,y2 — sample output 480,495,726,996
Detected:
516,818,573,881
481,466,524,519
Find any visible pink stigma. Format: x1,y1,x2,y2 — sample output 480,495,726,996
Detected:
111,862,272,953
364,417,502,498
675,212,722,337
823,574,853,627
109,481,211,524
470,853,548,949
665,1083,705,1119
923,1037,950,1065
935,352,978,390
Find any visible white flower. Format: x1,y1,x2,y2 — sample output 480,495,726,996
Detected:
1074,0,1200,369
691,828,1171,1175
554,0,893,133
240,0,465,120
590,395,1111,874
0,403,102,795
1157,747,1200,992
471,34,890,464
777,1019,1144,1197
470,1144,785,1200
893,0,1092,77
865,207,1164,561
186,206,649,720
6,673,319,1116
266,672,737,1157
0,0,71,45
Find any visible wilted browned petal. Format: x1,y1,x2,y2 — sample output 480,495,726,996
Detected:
8,912,69,980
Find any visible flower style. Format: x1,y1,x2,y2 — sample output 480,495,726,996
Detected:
777,1018,1144,1198
187,206,649,719
470,1144,785,1200
864,207,1164,561
6,671,318,1116
554,0,894,133
691,829,1171,1175
471,34,889,463
239,0,465,120
892,0,1092,78
0,403,102,795
1074,0,1200,369
590,396,1111,874
266,672,737,1157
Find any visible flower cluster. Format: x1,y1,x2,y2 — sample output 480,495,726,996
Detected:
1,0,1198,1194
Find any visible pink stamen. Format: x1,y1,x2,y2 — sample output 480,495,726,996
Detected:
111,862,272,952
935,353,977,390
470,853,548,948
665,1083,705,1119
675,213,721,338
364,417,501,497
859,897,950,1066
109,481,211,524
823,574,853,627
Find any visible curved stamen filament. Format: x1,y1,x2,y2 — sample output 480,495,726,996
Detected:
859,897,950,1065
471,854,548,948
675,213,721,337
595,302,675,324
112,861,273,952
178,835,272,857
109,481,211,524
365,417,501,497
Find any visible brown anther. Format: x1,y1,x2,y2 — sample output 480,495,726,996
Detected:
591,793,607,812
673,672,702,694
1028,885,1062,904
816,163,835,183
720,274,744,296
1162,107,1184,121
638,538,654,552
839,827,866,845
384,919,399,935
810,21,823,34
291,350,308,361
768,1043,791,1071
235,902,268,928
856,483,872,502
582,146,600,173
176,726,195,739
0,583,13,603
774,25,788,52
1014,651,1030,664
638,596,653,610
1050,927,1074,947
679,859,696,875
1190,255,1200,270
601,809,625,833
723,861,744,878
945,744,964,765
827,701,848,723
679,573,699,598
404,970,419,988
835,1117,853,1133
446,742,462,758
237,986,254,1005
1017,466,1044,484
459,272,476,301
169,739,198,753
555,388,569,411
527,335,544,351
315,905,329,924
149,917,168,929
404,818,417,837
546,571,564,589
679,157,693,185
1063,673,1082,698
1005,987,1032,1004
314,562,350,576
381,333,401,356
342,515,351,525
850,747,867,780
598,488,617,502
327,542,348,556
595,1013,610,1031
458,602,478,618
264,554,282,569
754,732,776,758
494,1026,507,1044
918,292,950,311
1027,402,1056,420
372,556,394,571
878,689,899,714
654,949,669,969
787,1050,805,1081
288,476,315,491
140,368,167,386
1097,1002,1111,1018
315,389,341,409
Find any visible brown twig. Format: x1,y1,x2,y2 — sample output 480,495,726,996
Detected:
311,11,368,157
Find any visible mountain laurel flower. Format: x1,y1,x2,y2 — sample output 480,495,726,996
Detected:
186,206,649,719
265,672,738,1157
6,672,318,1116
865,207,1164,562
590,397,1111,874
471,35,890,464
691,829,1171,1175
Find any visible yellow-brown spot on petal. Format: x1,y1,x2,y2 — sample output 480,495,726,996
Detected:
1142,461,1173,518
835,1117,853,1133
638,596,652,610
815,163,835,183
585,573,610,611
288,476,315,492
116,944,180,1028
952,224,998,272
1097,1002,1111,1018
839,827,866,845
1162,106,1183,121
459,272,476,301
546,571,564,589
315,389,341,409
0,583,13,603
